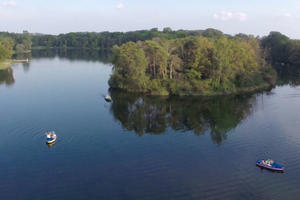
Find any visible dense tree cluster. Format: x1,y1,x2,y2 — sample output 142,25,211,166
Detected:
262,32,300,70
0,28,223,50
0,37,14,60
109,35,276,95
0,31,31,53
30,28,224,49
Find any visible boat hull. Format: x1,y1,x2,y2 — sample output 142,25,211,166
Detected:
46,137,57,144
105,98,112,102
256,160,284,172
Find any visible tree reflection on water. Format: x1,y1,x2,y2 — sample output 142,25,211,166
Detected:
109,91,257,144
0,68,14,86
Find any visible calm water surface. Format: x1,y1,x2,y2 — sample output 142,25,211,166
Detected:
0,50,300,200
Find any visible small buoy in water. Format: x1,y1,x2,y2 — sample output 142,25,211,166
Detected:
45,131,57,144
104,95,112,102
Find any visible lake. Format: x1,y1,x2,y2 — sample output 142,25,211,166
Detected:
0,49,300,200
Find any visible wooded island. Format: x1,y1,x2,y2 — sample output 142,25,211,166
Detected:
1,28,300,95
109,36,276,95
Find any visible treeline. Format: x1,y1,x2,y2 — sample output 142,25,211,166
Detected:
2,29,300,70
109,35,276,95
0,31,32,53
0,37,14,61
0,33,29,69
1,28,225,50
1,28,300,91
262,32,300,71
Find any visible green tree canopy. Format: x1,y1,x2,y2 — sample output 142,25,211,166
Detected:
0,37,14,60
109,35,276,96
109,42,149,92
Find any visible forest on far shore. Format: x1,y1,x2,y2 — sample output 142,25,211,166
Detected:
1,28,300,95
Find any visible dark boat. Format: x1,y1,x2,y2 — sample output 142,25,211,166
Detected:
256,159,284,172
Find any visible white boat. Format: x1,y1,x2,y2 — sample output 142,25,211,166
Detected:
104,95,112,102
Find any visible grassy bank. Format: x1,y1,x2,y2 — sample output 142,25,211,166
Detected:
0,60,11,70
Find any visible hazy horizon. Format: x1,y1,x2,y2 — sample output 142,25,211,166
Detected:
0,28,292,39
1,0,300,39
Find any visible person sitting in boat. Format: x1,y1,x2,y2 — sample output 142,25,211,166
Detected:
46,131,56,138
269,159,274,165
265,159,274,166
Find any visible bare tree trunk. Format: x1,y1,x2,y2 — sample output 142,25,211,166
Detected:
170,64,173,79
153,59,156,77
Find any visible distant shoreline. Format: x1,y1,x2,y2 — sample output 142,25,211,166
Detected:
31,46,112,51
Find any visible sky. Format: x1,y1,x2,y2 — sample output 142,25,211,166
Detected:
1,0,300,38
